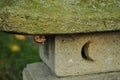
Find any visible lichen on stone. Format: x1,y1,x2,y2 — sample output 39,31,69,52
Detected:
0,0,120,34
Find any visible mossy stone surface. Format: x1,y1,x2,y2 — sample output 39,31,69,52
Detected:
0,0,120,34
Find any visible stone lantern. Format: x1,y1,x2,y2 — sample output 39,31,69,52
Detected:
0,0,120,80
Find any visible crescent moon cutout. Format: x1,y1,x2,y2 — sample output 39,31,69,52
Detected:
81,41,94,61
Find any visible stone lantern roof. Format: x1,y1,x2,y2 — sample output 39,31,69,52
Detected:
0,0,120,34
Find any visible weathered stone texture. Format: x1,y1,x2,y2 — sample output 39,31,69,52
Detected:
23,62,120,80
0,0,120,34
39,31,120,77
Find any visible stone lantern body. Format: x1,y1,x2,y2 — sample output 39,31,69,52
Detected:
0,0,120,80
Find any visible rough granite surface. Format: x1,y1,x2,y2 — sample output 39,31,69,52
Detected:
0,0,120,34
23,62,120,80
39,31,120,77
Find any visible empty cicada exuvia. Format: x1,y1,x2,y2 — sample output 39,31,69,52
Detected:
34,35,46,44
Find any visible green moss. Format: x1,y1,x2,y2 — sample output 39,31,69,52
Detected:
0,0,120,34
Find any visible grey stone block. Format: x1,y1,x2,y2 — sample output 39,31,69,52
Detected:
23,62,120,80
39,32,120,77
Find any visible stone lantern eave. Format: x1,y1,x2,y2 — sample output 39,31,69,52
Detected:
0,0,120,35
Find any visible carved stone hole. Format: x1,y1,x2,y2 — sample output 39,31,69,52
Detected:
81,41,94,62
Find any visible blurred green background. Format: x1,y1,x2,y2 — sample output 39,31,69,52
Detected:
0,32,41,80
